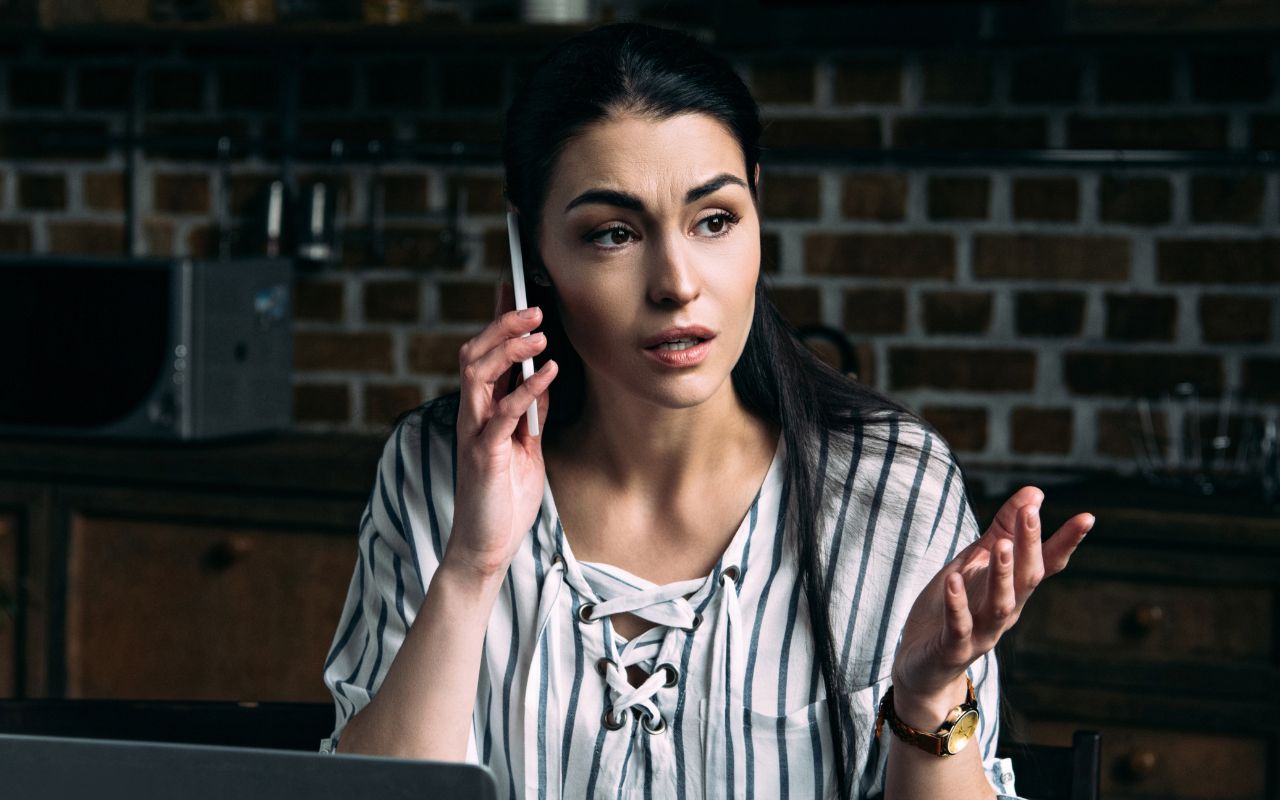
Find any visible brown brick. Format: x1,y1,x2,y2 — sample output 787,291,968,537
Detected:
1096,407,1168,459
482,226,509,269
751,60,814,104
1012,177,1078,222
761,117,881,149
1099,176,1172,225
383,224,460,270
762,174,820,220
440,60,503,109
893,116,1046,149
806,233,954,279
1104,293,1178,342
1190,174,1264,224
380,174,430,215
217,64,276,111
920,405,988,452
921,55,992,105
1190,51,1273,103
364,279,420,323
1157,239,1280,284
1096,53,1172,104
9,66,64,109
922,291,992,334
77,66,131,110
0,222,33,253
142,219,173,256
1242,357,1280,401
1068,115,1228,149
83,172,126,210
843,287,905,334
152,173,209,214
293,383,350,424
1062,352,1222,397
364,383,424,428
1253,114,1280,149
1011,407,1073,455
226,173,274,216
832,58,901,104
974,234,1129,282
17,173,66,210
367,59,427,109
889,347,1036,392
408,331,476,374
1009,53,1081,105
440,280,497,323
1015,290,1086,337
449,174,505,215
841,174,906,221
927,176,989,220
770,286,822,328
294,332,393,372
0,120,109,160
1199,295,1271,343
147,68,203,111
299,64,353,111
294,278,344,323
47,221,124,256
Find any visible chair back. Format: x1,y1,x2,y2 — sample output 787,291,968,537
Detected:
997,730,1101,800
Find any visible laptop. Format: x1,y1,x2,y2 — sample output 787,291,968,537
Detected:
0,733,499,800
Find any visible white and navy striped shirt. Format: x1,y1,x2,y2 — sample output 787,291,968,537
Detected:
321,396,1025,799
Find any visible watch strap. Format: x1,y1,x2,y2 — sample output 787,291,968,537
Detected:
874,676,978,757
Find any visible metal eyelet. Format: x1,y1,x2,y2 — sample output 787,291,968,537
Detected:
578,602,597,623
551,552,564,567
602,706,629,731
687,612,703,631
722,565,740,583
595,657,614,677
657,663,679,688
638,709,667,735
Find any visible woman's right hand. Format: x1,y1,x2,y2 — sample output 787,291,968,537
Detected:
446,281,559,584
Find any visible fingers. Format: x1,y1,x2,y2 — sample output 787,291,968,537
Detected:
478,359,559,448
941,572,973,658
987,485,1045,542
457,305,545,439
1014,504,1045,596
976,538,1017,639
1042,512,1095,575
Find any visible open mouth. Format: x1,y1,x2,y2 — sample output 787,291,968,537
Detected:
647,337,706,352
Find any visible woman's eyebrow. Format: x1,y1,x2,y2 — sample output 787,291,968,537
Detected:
563,172,747,213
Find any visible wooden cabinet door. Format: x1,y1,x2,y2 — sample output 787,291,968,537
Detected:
60,487,363,702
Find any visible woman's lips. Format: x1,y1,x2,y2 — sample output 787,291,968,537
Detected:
643,337,712,367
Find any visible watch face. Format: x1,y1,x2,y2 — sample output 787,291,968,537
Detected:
945,709,980,755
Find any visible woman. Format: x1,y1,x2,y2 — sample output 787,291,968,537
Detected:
320,22,1094,800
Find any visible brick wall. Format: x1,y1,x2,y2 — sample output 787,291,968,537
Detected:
1,33,1277,476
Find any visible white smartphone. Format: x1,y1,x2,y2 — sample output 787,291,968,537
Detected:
505,211,540,437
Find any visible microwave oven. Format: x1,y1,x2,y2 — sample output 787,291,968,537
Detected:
0,256,293,440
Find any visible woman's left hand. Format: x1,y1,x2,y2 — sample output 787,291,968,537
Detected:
889,486,1095,720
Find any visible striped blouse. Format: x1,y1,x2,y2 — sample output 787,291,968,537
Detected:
320,395,1027,799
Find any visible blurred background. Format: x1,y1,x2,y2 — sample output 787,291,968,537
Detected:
0,1,1276,797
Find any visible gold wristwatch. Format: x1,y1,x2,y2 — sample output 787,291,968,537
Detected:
874,677,980,757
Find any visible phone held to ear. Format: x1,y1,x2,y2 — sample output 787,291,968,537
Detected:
505,211,540,437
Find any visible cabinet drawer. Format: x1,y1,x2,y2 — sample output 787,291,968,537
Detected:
1026,720,1268,800
1016,575,1273,665
65,513,356,702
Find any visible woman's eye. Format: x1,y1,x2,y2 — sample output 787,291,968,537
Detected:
695,212,740,237
586,226,636,249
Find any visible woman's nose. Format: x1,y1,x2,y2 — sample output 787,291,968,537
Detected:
646,233,701,306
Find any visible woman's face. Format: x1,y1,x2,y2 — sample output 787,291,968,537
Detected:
537,112,761,412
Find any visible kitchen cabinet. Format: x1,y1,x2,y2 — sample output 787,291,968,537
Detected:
979,479,1280,800
0,432,383,701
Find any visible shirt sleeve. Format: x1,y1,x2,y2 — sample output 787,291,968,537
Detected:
317,405,480,763
858,418,1027,799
